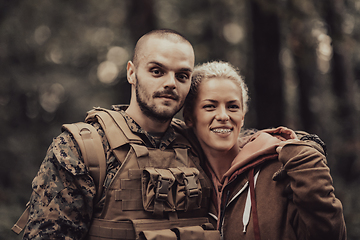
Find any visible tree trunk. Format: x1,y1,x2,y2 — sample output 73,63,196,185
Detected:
250,0,284,129
323,0,359,181
126,0,156,43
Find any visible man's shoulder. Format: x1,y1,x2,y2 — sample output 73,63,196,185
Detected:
52,131,88,175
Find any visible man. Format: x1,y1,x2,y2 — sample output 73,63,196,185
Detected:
14,29,216,240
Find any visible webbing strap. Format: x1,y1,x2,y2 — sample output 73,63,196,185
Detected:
87,110,143,150
153,168,175,217
120,179,141,189
115,189,142,200
128,169,143,179
174,148,188,166
89,217,212,239
11,202,30,234
140,229,177,239
172,225,205,240
89,219,135,239
62,123,107,204
122,200,144,211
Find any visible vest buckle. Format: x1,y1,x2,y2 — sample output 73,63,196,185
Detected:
184,174,199,198
156,176,171,201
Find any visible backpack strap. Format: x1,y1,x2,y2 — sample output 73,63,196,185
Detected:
12,122,107,235
86,108,143,150
11,202,30,234
62,122,107,204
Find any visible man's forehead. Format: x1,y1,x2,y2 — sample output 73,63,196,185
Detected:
137,38,194,69
146,61,193,73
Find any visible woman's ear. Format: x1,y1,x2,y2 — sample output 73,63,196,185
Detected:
240,115,245,128
185,118,193,127
184,113,194,127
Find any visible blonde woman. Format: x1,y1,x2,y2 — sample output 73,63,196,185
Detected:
183,61,346,240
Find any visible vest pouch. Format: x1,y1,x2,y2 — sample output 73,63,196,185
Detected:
139,229,177,240
172,226,205,239
171,225,220,240
132,217,213,240
169,167,202,211
142,168,176,216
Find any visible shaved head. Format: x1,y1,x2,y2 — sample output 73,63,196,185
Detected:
132,29,193,67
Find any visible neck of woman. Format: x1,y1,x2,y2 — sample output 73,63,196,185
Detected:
204,147,239,182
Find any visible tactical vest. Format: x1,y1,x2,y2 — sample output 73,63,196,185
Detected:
82,108,218,240
12,108,219,240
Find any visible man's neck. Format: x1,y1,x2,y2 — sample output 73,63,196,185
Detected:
125,105,171,133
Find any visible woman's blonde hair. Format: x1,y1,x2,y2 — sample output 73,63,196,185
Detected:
183,60,249,123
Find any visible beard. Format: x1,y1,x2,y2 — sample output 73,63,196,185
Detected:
135,75,182,123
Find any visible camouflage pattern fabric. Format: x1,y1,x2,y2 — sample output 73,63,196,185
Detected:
22,108,177,240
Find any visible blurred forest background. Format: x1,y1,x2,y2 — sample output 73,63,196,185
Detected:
1,0,360,239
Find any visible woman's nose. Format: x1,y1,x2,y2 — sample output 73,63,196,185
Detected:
215,108,229,121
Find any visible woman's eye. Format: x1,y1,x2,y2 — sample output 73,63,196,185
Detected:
203,104,215,110
229,105,240,111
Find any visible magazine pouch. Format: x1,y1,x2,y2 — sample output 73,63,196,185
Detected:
169,167,202,211
142,168,176,217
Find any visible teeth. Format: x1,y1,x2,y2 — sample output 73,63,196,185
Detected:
212,128,232,133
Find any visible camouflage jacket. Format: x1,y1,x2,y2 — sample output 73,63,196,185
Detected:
22,107,178,240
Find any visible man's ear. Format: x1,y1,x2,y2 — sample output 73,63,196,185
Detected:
127,61,136,85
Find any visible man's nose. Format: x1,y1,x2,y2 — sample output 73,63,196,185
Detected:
163,73,176,89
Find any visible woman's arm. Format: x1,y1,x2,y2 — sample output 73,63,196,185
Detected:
278,140,346,240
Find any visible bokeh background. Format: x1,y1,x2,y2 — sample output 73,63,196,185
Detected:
1,0,360,239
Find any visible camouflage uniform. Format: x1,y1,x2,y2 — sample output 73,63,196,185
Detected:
23,106,179,240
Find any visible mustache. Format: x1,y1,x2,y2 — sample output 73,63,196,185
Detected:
153,89,179,100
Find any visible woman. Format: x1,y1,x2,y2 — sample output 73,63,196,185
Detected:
183,61,346,240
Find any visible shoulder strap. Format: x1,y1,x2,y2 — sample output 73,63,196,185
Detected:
11,202,30,234
86,108,143,149
12,122,107,235
62,122,107,204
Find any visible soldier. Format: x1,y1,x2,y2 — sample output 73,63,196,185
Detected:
13,29,217,240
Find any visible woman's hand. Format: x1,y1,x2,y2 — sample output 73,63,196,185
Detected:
261,126,298,141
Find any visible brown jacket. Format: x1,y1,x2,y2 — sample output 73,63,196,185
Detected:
208,132,346,240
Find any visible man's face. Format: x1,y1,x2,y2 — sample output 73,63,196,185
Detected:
129,37,194,122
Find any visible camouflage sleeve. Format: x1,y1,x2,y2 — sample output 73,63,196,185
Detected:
22,132,96,240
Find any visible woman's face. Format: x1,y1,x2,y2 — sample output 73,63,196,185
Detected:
188,78,244,153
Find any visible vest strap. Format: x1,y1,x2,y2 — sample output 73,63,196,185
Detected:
131,144,149,158
62,122,107,204
115,189,142,201
120,179,141,190
89,219,135,239
140,229,177,239
122,200,144,211
11,202,30,234
89,217,213,240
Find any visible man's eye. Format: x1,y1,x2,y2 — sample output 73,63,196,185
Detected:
176,73,190,82
151,68,163,76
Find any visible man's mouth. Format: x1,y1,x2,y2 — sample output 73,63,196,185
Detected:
154,91,179,101
158,94,177,100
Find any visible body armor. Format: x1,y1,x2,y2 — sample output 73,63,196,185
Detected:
84,109,217,240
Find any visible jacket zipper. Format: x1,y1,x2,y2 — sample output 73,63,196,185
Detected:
219,189,231,238
218,180,251,238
